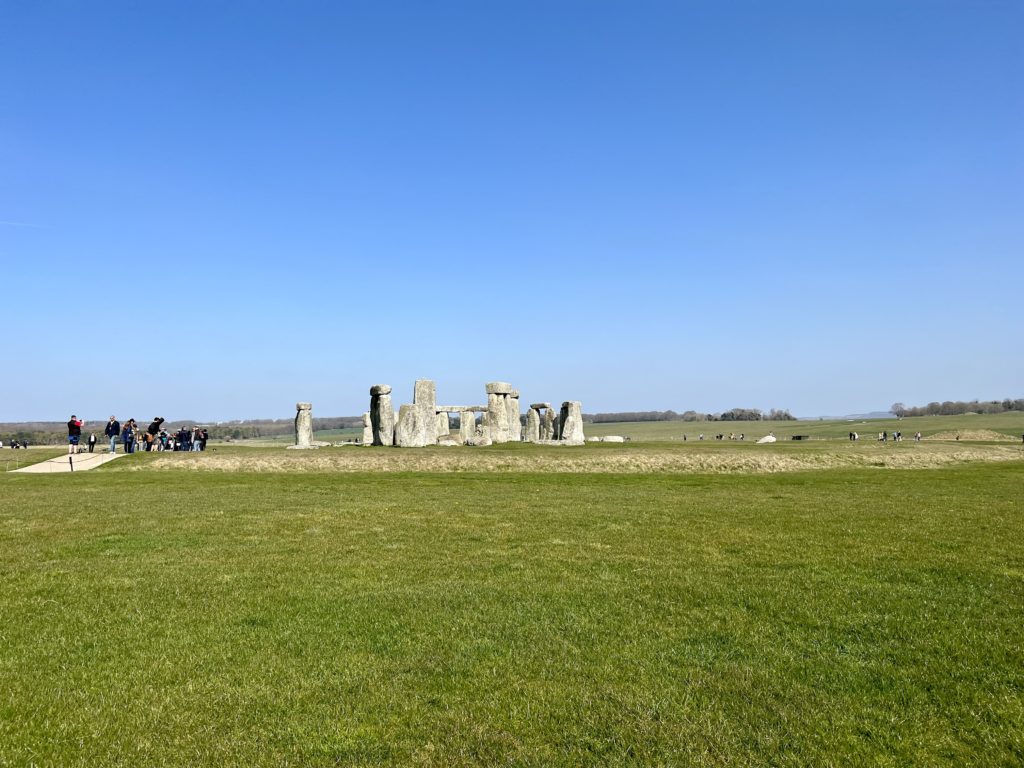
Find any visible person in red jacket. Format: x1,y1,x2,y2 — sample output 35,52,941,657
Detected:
67,415,83,455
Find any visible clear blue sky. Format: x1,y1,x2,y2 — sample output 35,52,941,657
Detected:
1,1,1021,422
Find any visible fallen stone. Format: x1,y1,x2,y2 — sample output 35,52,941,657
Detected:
756,435,777,444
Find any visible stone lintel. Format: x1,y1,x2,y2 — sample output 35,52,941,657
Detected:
370,384,392,396
435,405,488,413
529,403,552,410
485,382,514,395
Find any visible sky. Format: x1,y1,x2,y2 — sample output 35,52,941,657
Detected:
1,1,1021,422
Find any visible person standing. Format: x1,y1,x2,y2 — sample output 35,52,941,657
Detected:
87,433,97,453
105,415,121,453
122,419,135,453
67,415,82,455
146,417,165,451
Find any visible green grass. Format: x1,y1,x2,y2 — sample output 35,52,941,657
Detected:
584,411,1024,441
1,460,1022,765
0,446,66,471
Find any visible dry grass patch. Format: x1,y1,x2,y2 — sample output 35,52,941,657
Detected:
925,429,1020,442
114,442,1024,475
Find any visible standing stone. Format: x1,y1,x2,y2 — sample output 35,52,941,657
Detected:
294,402,314,448
459,411,477,444
506,391,521,442
558,401,585,445
370,384,395,447
487,392,510,443
361,412,373,445
395,403,437,448
525,407,541,442
414,379,437,407
541,408,555,440
436,412,450,439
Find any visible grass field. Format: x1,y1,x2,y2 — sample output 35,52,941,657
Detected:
583,412,1024,442
1,440,1022,765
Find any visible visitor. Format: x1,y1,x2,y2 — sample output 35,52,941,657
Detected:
200,428,209,451
121,419,136,453
87,433,97,453
146,417,165,451
67,415,82,455
105,415,121,453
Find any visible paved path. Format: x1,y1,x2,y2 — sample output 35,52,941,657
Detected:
12,452,123,473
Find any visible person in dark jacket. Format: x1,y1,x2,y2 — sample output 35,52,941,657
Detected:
122,419,136,453
146,418,165,451
67,415,82,455
105,416,121,453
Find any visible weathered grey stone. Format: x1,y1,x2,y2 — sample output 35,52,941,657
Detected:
437,436,460,447
468,423,492,447
487,392,510,443
414,379,436,406
525,407,541,442
394,403,437,448
294,402,314,448
370,388,395,446
602,435,625,443
436,412,450,439
506,394,521,442
459,412,477,444
558,401,585,445
541,408,556,441
361,412,373,445
485,381,513,395
529,403,552,411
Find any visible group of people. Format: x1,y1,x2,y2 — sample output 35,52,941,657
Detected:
77,416,212,453
847,431,923,442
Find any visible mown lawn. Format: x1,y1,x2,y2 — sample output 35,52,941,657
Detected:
0,464,1021,766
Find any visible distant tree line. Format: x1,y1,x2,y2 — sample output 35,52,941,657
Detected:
585,408,796,424
890,399,1024,418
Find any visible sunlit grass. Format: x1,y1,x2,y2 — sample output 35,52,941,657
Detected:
1,461,1021,765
